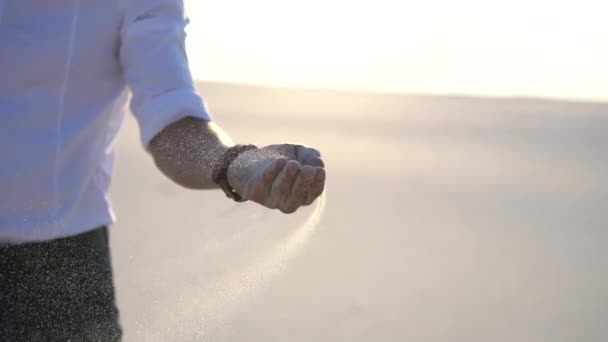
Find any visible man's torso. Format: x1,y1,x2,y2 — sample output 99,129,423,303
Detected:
0,0,129,242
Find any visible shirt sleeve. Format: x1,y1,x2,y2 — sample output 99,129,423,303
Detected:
120,0,211,148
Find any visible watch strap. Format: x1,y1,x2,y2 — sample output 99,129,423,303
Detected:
212,144,258,202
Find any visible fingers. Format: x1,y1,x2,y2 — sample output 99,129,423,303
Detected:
244,144,325,212
263,158,287,184
306,156,325,168
282,165,316,213
294,145,324,168
244,158,286,203
308,147,321,157
304,167,326,206
280,170,303,214
269,160,300,209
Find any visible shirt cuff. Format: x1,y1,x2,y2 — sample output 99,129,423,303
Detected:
133,87,212,148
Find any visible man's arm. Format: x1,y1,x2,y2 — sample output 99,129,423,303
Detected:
148,116,231,189
120,0,325,212
149,117,326,213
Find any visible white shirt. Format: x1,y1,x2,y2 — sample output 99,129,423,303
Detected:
0,0,211,243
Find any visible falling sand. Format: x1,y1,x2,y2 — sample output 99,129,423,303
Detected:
111,82,608,342
132,192,327,341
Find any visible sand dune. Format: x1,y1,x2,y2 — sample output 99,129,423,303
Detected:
109,82,608,341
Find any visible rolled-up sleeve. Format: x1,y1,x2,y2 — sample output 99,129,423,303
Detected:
120,0,211,147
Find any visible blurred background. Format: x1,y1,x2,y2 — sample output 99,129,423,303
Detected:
110,1,608,341
183,0,607,101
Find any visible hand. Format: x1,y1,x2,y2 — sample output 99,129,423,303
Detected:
227,144,326,213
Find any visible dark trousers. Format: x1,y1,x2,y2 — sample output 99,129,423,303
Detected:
0,227,122,341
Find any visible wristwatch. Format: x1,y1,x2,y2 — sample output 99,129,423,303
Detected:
211,144,258,202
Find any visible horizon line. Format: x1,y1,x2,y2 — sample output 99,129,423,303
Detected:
194,79,608,106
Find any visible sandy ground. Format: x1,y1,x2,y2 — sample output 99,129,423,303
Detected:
109,83,608,341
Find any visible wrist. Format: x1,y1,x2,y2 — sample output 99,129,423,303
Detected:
213,144,257,201
226,155,250,198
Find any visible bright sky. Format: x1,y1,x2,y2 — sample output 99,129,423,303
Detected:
184,0,607,101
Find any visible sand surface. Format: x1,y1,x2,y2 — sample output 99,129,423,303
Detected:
109,83,608,341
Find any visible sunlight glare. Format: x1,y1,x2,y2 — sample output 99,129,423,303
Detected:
184,0,607,101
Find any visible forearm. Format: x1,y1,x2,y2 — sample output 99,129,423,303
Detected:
148,116,326,213
149,116,233,189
